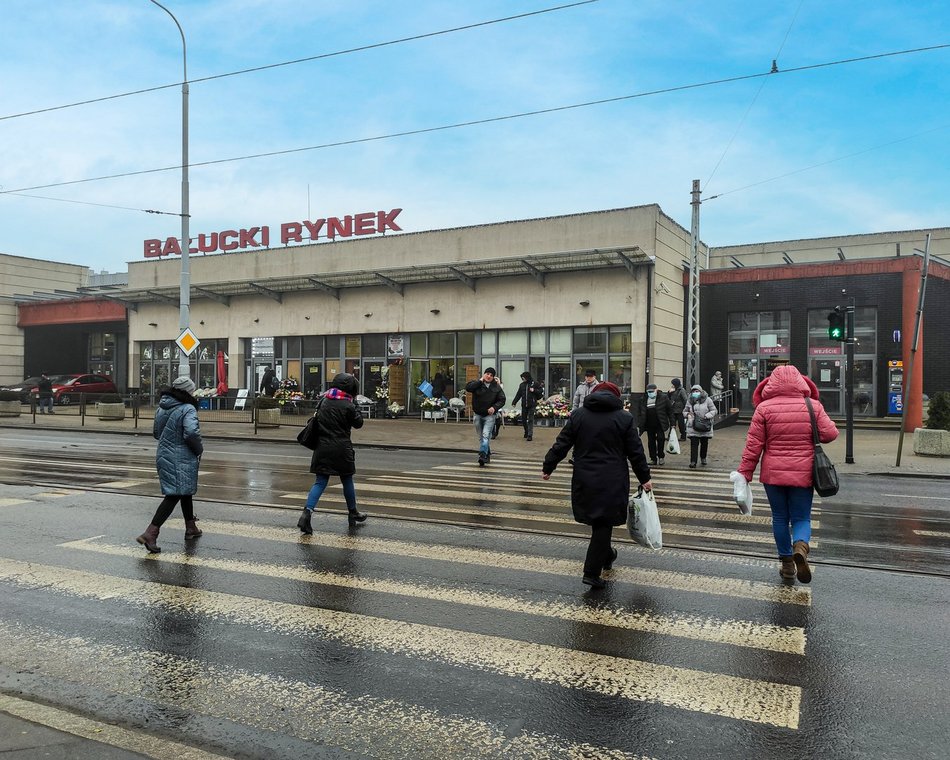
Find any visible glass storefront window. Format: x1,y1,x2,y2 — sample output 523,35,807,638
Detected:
362,334,385,356
409,333,427,357
481,331,496,355
285,337,302,358
429,332,455,356
609,327,631,353
549,328,570,354
573,327,606,353
458,331,475,355
728,313,759,354
498,329,528,355
303,336,324,357
549,358,572,397
530,329,546,354
325,336,340,359
345,335,361,358
608,355,632,391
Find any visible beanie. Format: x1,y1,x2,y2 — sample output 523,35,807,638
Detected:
592,381,621,398
172,376,196,394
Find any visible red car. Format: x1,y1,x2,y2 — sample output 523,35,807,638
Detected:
51,374,118,405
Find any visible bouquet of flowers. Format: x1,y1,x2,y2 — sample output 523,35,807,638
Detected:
534,402,553,419
550,395,570,418
420,396,447,411
374,385,389,401
386,402,405,418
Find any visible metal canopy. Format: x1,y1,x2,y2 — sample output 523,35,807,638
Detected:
106,245,650,306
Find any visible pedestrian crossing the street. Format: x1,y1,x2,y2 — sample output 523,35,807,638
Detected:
0,482,822,759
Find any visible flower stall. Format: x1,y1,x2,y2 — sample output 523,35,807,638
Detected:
420,396,447,421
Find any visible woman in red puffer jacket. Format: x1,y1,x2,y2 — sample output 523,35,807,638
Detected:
738,365,838,584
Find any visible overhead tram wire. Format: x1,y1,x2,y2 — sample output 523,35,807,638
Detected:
3,40,949,198
0,0,599,123
2,191,182,216
703,0,805,191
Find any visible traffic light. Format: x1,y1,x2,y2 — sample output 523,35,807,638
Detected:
827,307,845,341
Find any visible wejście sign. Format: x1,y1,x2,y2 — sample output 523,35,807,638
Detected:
144,208,403,258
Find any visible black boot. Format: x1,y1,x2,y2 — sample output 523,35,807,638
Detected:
184,517,202,539
297,508,313,535
348,510,368,527
136,524,161,553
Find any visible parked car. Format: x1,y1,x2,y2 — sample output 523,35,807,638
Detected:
0,375,66,404
51,374,119,405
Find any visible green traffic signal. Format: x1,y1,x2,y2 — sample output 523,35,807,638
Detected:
827,309,845,341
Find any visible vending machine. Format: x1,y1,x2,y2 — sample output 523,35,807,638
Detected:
887,360,903,416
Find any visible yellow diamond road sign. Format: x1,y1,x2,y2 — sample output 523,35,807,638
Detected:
175,328,201,356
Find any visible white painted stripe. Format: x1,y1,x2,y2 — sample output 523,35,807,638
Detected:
60,538,805,655
180,519,812,606
31,489,84,498
0,454,155,473
913,529,950,538
0,558,801,727
96,479,151,488
887,494,950,501
0,497,32,507
0,621,653,760
0,693,229,760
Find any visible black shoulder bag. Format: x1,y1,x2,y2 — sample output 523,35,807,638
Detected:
804,397,839,497
296,397,324,450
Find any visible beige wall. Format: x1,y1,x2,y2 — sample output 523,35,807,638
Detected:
125,206,692,392
710,227,950,269
0,254,90,385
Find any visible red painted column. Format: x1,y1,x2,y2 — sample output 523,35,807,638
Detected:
901,266,923,431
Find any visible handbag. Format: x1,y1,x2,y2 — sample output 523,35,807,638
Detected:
296,398,324,450
691,404,711,433
805,397,839,497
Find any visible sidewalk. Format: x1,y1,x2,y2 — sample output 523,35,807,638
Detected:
1,412,946,478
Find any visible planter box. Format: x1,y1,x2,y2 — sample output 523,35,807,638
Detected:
0,400,21,417
257,407,281,427
913,427,950,457
423,410,445,419
96,402,126,421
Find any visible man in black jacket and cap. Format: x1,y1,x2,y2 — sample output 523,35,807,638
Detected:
542,381,652,589
465,367,506,466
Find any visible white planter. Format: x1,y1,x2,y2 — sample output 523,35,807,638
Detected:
423,410,445,419
912,428,950,457
96,402,126,421
0,400,21,417
257,407,281,427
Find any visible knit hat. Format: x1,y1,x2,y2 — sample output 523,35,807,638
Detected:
646,383,657,391
172,376,196,394
584,369,596,378
671,378,682,388
592,381,621,398
483,367,496,376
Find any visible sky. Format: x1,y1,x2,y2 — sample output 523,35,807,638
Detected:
1,0,948,274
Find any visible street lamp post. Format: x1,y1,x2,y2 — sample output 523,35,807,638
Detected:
150,0,191,381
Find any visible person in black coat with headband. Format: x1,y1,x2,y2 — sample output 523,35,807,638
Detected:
511,371,543,441
297,373,366,534
542,381,652,589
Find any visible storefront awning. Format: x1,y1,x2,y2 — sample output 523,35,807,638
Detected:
99,246,651,307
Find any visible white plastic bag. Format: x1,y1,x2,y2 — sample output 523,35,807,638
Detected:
628,487,663,549
729,471,753,515
666,427,680,455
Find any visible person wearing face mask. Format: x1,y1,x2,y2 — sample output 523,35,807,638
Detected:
637,382,674,466
668,378,689,441
685,384,717,468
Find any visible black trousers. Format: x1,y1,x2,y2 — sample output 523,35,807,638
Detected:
584,521,614,577
689,436,709,464
151,494,195,527
675,414,687,439
521,410,534,438
644,426,666,462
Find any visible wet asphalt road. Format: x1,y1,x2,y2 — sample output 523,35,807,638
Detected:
0,428,948,759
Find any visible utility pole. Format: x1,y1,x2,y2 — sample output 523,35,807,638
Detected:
845,298,855,464
686,180,701,388
896,234,931,466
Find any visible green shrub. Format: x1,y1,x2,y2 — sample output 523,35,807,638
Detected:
0,390,20,402
256,396,280,410
98,393,123,404
926,391,950,431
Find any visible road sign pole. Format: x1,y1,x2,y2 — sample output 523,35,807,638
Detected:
845,299,855,464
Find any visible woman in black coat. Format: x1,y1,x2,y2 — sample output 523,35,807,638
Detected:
542,382,653,589
297,373,365,534
636,382,674,466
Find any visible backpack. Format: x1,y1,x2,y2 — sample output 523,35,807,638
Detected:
269,375,281,392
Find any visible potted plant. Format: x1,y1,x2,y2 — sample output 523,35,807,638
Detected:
914,391,950,457
256,395,281,427
96,393,126,421
0,389,21,417
420,396,446,419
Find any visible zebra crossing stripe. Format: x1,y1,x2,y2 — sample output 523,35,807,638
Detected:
0,693,230,760
0,557,801,727
913,529,950,539
59,538,806,655
156,519,812,606
0,498,33,507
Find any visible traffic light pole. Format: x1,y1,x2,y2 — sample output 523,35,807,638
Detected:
845,299,855,464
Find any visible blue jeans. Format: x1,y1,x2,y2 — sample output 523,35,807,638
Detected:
472,413,496,457
306,474,357,513
39,397,53,413
763,484,813,556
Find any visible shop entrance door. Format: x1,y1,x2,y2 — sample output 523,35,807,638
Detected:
303,362,323,398
500,360,526,411
810,358,842,416
729,358,759,414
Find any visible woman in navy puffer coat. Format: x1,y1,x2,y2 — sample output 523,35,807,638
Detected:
739,365,837,583
136,376,204,553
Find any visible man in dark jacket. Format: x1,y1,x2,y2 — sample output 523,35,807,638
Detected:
465,367,506,466
636,382,674,466
511,371,543,441
668,378,688,441
542,381,652,589
260,366,277,397
37,372,54,414
297,373,366,534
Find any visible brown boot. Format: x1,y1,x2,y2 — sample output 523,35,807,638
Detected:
184,518,202,539
779,556,796,580
792,541,811,584
136,524,161,553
